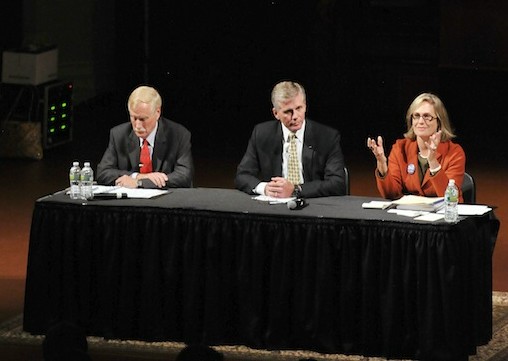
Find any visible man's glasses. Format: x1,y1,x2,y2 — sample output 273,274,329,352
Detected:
412,113,437,122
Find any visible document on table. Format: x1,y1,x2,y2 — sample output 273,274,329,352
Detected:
414,213,445,222
392,195,445,212
437,204,492,216
363,196,445,212
362,200,393,209
387,209,446,221
252,195,295,204
387,209,428,218
93,185,169,199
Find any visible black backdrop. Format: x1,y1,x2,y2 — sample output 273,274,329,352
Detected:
114,0,445,161
2,0,507,165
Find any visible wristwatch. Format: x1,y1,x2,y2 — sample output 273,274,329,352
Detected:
292,184,302,198
137,180,143,188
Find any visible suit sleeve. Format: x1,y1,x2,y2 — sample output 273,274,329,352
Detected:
235,127,263,194
164,127,194,188
375,141,406,200
96,128,133,186
429,143,466,201
300,130,347,197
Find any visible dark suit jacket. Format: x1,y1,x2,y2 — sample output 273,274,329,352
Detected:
97,117,194,188
235,119,346,197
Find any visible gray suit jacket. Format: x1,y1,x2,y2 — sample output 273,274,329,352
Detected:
235,119,346,197
97,117,194,188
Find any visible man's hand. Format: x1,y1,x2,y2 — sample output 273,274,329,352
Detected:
115,175,138,188
115,172,168,188
265,177,294,198
137,172,168,188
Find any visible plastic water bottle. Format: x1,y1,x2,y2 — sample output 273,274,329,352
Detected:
69,161,81,199
80,162,94,200
444,179,459,222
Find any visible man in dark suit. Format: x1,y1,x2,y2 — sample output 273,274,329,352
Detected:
97,85,193,188
235,81,346,198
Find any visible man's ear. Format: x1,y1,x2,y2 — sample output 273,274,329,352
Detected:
272,107,278,120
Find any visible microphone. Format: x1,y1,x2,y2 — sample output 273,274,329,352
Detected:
287,198,308,210
93,193,128,200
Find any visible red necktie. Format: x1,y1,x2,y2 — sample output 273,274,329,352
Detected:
140,139,152,173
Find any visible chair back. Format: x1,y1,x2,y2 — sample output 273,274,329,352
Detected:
344,167,350,195
462,172,476,204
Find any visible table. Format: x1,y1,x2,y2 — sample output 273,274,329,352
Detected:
23,188,499,360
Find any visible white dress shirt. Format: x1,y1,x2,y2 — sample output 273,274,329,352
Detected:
254,120,306,195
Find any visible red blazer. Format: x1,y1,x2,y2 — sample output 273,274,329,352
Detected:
375,138,466,202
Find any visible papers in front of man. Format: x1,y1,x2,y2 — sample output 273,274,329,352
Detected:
392,195,445,212
252,195,295,204
93,185,169,199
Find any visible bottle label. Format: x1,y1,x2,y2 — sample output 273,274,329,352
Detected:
447,194,458,202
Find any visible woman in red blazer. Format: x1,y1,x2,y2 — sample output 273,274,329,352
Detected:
367,93,466,202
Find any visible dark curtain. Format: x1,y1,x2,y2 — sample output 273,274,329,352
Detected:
24,201,497,360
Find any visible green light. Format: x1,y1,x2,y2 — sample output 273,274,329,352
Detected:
61,102,67,108
61,113,67,119
60,125,67,130
50,116,56,122
50,105,56,111
49,128,55,133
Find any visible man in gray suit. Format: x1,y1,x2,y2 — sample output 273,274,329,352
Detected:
235,81,346,198
97,85,193,189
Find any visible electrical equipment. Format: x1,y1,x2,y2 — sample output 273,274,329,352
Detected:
42,81,73,148
0,80,73,157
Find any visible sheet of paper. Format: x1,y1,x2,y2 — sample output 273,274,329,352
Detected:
392,195,444,205
93,185,168,199
252,195,295,204
436,204,492,216
414,213,445,222
388,209,427,218
362,201,393,209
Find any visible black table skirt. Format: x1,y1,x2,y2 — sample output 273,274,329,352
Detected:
23,189,499,360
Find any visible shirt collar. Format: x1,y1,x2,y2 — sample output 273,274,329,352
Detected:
139,120,158,147
281,119,306,142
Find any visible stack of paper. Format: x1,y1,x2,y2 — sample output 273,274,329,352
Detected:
392,195,445,212
361,195,492,222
